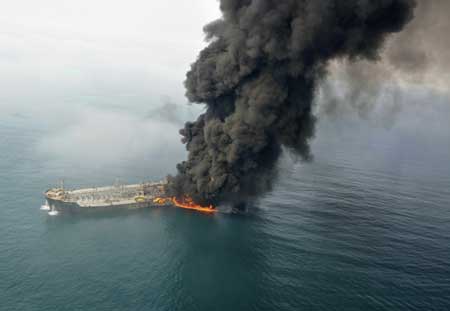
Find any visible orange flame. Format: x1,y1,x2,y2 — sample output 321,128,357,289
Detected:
172,197,217,213
153,197,217,214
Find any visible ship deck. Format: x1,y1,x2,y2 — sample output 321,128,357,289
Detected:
45,182,168,209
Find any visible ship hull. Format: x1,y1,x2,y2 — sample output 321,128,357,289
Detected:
45,197,156,211
44,181,171,213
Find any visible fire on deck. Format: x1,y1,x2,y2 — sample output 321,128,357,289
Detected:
153,197,217,214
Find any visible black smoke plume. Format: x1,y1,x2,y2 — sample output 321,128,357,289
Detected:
168,0,417,206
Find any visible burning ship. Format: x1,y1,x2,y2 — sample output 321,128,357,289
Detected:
42,181,216,215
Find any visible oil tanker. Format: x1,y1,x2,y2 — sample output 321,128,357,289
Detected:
42,181,173,215
42,181,217,215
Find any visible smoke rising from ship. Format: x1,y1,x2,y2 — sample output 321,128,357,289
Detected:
168,0,417,206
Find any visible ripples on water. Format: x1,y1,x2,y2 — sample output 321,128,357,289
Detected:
1,120,449,311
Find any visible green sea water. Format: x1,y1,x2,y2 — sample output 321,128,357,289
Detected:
1,116,449,311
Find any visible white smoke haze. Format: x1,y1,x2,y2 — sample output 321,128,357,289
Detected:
36,106,186,170
318,0,450,119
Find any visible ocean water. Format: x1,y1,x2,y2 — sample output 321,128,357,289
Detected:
1,117,449,311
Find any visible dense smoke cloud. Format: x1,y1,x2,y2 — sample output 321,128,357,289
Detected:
168,0,417,206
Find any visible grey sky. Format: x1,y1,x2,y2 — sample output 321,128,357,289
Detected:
0,1,220,115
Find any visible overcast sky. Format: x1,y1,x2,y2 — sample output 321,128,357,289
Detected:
0,0,220,115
